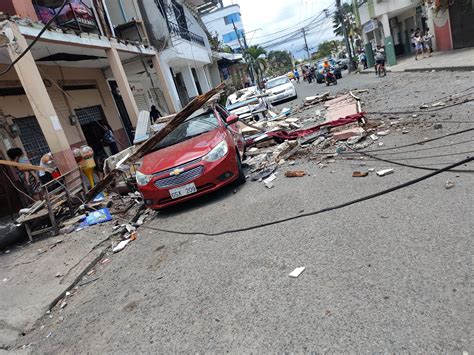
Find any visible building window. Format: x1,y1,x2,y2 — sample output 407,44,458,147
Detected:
224,13,241,25
223,29,244,43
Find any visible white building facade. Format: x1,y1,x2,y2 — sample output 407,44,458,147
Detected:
202,5,245,52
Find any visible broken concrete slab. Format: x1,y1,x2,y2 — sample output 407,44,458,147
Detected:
333,127,366,141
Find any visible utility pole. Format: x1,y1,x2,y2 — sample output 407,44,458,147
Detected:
302,28,310,60
336,0,355,71
233,20,255,84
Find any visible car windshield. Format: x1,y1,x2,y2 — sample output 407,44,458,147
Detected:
266,77,289,89
152,111,220,151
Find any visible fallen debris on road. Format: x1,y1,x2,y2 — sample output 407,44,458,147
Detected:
289,267,306,278
285,171,306,177
377,169,395,177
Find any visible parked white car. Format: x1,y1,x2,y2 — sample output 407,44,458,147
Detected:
264,76,297,104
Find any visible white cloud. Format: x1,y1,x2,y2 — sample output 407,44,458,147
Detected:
223,0,340,57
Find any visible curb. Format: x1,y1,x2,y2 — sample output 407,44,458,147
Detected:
403,66,474,72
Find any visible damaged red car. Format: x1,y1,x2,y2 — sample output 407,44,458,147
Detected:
136,105,246,209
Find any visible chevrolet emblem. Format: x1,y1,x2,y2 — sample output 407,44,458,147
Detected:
170,168,184,176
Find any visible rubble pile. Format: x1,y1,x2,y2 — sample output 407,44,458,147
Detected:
241,90,395,187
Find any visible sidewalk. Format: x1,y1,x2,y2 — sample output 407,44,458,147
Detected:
0,226,111,348
388,47,474,72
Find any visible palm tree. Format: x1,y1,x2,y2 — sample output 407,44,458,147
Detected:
333,3,360,57
243,45,267,86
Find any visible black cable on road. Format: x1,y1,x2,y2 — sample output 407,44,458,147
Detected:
344,144,474,173
0,0,68,77
143,157,474,237
364,97,474,115
341,139,473,157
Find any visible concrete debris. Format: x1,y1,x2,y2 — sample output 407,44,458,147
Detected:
289,267,306,278
432,101,446,107
433,123,443,130
264,181,274,189
377,130,390,136
378,142,384,147
445,180,455,189
370,134,379,141
368,168,375,172
333,127,366,141
113,239,131,253
285,171,306,177
347,135,363,145
420,104,429,109
376,169,394,177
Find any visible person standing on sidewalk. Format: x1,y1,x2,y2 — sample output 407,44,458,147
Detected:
359,51,367,69
414,31,424,60
423,29,434,57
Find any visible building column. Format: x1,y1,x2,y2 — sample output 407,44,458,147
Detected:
6,22,77,174
380,14,397,66
181,65,199,99
151,54,179,114
106,41,139,126
197,66,211,92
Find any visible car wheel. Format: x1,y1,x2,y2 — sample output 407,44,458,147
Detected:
234,152,246,185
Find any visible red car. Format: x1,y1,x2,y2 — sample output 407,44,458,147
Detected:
136,105,246,209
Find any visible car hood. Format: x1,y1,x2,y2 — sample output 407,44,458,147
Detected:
266,83,293,95
139,128,226,175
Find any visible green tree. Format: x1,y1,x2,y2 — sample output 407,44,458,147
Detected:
314,40,339,59
243,45,267,85
267,50,293,76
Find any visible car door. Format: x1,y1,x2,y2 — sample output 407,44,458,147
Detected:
215,105,245,156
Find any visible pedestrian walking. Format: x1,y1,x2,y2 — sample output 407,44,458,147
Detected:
423,29,434,57
359,51,367,69
6,147,41,200
414,31,424,60
293,68,300,83
150,105,161,124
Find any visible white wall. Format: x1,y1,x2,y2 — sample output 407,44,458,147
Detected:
202,5,244,51
359,0,419,25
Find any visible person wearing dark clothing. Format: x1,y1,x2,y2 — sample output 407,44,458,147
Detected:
150,105,161,124
102,124,119,155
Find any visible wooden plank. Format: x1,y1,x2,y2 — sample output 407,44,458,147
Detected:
0,159,52,172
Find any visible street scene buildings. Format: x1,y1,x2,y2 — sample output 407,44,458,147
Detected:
0,0,473,352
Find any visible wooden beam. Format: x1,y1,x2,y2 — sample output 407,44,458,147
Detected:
0,159,52,172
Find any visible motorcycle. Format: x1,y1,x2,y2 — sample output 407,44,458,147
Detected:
324,70,337,86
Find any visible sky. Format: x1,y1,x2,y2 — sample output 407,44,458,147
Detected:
222,0,339,59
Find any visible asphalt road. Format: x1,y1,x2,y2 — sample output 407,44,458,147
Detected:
19,70,474,353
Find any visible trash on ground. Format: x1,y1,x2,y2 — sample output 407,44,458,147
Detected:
376,169,394,177
113,239,131,253
445,180,455,189
352,171,368,177
289,267,306,278
285,171,306,177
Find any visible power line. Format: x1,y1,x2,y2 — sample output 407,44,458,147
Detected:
0,1,69,77
138,157,474,236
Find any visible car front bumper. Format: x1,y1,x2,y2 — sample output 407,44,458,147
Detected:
267,89,297,103
138,153,239,209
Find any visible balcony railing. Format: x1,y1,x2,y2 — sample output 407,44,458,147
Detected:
168,21,206,47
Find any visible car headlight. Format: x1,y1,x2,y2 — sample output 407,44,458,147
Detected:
136,170,153,186
203,140,228,162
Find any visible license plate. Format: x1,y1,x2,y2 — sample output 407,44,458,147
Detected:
169,183,197,199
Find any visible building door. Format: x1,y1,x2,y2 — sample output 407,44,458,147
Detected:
191,68,203,95
108,80,134,142
75,105,108,160
450,1,474,49
171,69,190,107
15,116,50,165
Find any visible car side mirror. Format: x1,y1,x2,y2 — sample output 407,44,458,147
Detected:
226,115,239,125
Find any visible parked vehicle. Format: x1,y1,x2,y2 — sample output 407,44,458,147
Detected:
316,59,342,83
264,75,297,104
136,106,246,209
336,58,349,70
324,70,338,86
